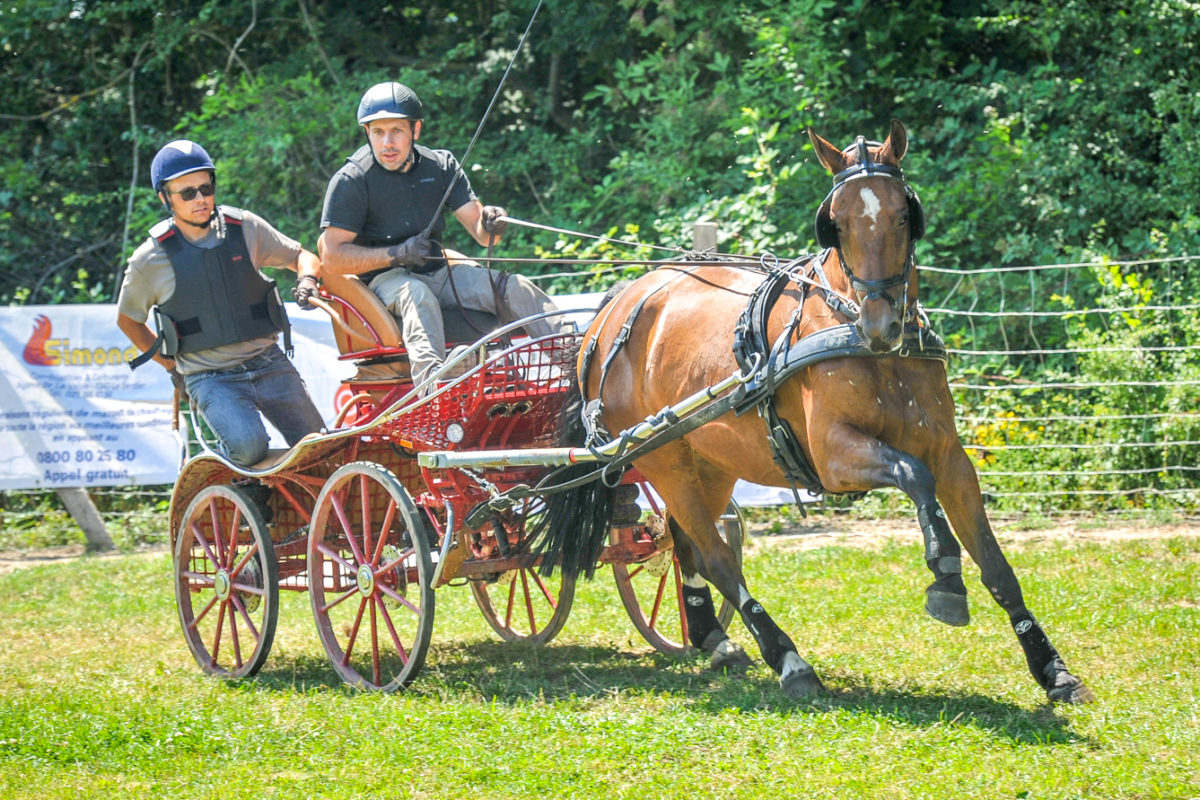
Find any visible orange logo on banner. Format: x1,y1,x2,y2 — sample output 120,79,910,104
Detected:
23,315,55,366
20,313,139,367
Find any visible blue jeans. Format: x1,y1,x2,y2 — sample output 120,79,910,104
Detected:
185,345,325,466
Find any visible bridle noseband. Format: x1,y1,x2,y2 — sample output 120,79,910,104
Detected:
817,136,919,318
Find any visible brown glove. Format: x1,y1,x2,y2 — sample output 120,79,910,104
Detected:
481,205,508,237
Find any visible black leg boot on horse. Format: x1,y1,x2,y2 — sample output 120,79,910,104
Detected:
672,523,754,673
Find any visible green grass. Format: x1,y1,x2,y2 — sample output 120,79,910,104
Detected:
1,532,1197,800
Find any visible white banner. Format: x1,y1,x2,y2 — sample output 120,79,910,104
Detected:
0,298,808,504
0,304,351,490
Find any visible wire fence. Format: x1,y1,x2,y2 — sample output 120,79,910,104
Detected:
3,252,1198,547
925,253,1200,512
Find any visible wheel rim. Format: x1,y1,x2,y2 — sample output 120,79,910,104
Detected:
174,485,279,679
308,462,434,691
614,495,744,655
469,494,576,644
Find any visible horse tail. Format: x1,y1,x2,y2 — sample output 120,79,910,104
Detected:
531,339,617,580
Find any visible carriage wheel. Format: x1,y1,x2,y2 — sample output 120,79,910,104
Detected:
613,498,745,655
174,485,280,679
308,461,435,692
469,494,577,645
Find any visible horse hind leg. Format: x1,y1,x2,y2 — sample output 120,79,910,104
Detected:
670,522,752,672
672,509,822,698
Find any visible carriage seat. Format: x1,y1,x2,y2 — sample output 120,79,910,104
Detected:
318,250,503,382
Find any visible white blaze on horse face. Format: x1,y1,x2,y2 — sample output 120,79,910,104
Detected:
859,186,882,231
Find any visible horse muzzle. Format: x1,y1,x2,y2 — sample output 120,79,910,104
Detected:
856,299,904,353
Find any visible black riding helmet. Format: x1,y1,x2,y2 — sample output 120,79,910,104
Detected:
357,82,424,125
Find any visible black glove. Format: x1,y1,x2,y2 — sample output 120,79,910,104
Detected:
386,235,433,268
168,368,188,401
293,275,320,310
481,205,508,237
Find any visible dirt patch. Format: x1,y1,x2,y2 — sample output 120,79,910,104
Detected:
744,514,1200,552
0,544,168,577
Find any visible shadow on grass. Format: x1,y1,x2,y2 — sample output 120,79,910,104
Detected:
247,638,1085,745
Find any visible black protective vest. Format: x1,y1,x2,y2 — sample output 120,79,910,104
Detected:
130,207,291,369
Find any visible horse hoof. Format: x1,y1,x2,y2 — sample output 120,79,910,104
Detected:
925,588,970,627
1045,665,1096,704
780,665,824,699
709,638,753,673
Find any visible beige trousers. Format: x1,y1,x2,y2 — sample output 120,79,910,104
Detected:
369,260,561,386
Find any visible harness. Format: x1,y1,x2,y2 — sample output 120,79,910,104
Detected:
730,261,946,499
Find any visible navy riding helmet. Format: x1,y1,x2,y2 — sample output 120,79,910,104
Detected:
150,140,216,194
356,82,424,125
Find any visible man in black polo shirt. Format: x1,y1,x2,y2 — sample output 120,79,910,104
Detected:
318,81,563,387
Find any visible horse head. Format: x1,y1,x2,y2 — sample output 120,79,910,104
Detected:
808,120,923,353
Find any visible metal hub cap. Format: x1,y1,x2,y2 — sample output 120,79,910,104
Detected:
356,564,375,596
213,570,231,601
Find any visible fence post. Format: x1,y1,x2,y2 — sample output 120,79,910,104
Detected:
693,220,718,253
55,488,115,551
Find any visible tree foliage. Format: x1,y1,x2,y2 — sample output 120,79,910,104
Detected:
3,0,1198,508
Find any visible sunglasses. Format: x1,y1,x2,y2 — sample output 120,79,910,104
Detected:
168,182,215,201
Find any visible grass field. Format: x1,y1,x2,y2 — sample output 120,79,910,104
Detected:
1,518,1197,800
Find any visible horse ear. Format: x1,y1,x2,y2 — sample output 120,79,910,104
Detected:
808,128,844,174
880,119,908,164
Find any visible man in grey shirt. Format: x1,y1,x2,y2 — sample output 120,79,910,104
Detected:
117,140,325,467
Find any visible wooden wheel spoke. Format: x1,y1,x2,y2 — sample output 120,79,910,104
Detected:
228,542,260,581
206,498,226,566
371,501,399,567
231,594,262,641
190,594,219,628
370,596,381,687
519,569,539,635
373,595,410,664
224,505,244,570
528,569,559,608
340,596,369,665
228,607,244,669
180,570,216,590
504,575,518,628
329,490,367,566
647,571,669,628
189,523,221,572
359,474,373,559
316,541,357,574
672,562,688,644
377,583,421,616
210,600,227,665
319,584,360,614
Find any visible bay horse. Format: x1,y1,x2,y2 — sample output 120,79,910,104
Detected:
544,120,1093,703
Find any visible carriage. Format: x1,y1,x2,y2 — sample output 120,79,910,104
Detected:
168,256,744,691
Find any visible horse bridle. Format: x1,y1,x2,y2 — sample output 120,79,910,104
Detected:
817,136,918,318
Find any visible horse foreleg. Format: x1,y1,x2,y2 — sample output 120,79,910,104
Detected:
936,452,1095,703
821,437,970,626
